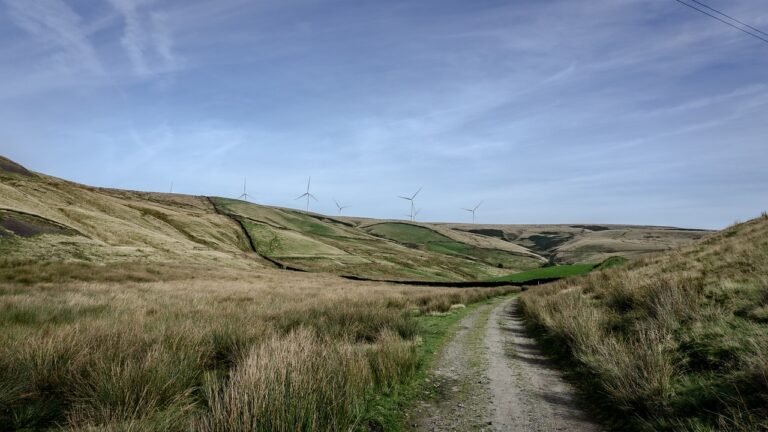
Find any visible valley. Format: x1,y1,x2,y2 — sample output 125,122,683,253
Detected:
1,156,763,432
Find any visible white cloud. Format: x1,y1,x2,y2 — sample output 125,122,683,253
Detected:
150,12,175,65
4,0,101,73
109,0,179,75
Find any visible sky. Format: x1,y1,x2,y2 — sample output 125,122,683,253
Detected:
1,0,767,229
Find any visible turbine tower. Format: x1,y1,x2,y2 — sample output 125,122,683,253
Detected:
295,177,318,212
398,187,422,222
334,199,350,215
238,177,252,201
462,201,483,224
402,208,420,219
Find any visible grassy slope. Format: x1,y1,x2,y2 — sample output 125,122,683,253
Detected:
363,222,543,272
520,215,768,431
212,199,543,281
0,171,259,272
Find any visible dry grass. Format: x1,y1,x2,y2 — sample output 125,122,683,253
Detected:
0,267,514,431
197,328,373,432
521,216,768,431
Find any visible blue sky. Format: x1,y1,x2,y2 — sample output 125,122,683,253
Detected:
1,0,766,228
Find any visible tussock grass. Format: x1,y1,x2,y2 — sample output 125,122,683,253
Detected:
197,328,373,432
366,329,420,393
0,268,513,431
521,216,768,430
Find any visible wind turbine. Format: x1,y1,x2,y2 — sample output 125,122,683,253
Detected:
238,177,252,201
295,177,318,212
334,199,350,215
462,201,483,224
169,181,173,193
402,208,420,219
398,187,422,222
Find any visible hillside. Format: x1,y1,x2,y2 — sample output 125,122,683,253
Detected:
209,198,545,281
440,222,708,264
0,156,708,282
520,215,768,430
0,164,259,271
341,215,709,265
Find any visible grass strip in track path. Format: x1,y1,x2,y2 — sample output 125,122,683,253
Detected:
360,296,511,431
404,296,602,432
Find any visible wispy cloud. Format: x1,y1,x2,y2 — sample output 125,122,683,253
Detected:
4,0,101,73
633,84,768,119
109,0,179,75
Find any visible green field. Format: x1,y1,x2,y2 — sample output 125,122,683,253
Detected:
206,202,545,281
486,256,629,283
487,263,598,282
595,255,628,269
365,222,448,244
364,222,541,271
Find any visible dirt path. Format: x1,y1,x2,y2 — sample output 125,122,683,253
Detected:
408,296,601,432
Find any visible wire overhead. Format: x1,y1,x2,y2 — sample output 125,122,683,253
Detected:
673,0,768,45
687,0,768,38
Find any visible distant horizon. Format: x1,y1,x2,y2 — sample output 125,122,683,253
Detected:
5,153,725,230
2,0,767,230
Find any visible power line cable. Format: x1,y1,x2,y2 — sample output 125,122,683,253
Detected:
673,0,768,45
687,0,768,38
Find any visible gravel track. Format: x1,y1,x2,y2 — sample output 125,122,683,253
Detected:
408,297,601,432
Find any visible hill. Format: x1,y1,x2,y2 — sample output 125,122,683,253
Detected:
0,156,709,283
209,198,545,281
520,215,768,430
440,222,709,264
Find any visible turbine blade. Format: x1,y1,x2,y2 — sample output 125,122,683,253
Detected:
462,208,472,212
411,187,422,199
309,193,318,202
398,196,411,200
475,201,483,210
295,193,307,200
